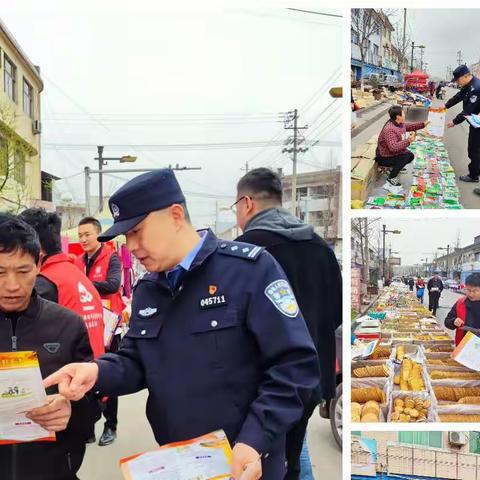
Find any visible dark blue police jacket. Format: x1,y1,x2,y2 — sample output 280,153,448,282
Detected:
446,75,480,125
95,229,319,478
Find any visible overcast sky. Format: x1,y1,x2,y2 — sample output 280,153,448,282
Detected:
1,1,342,229
364,218,480,266
388,8,480,79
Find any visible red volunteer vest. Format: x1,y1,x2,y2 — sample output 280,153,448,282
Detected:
40,253,105,358
76,245,125,315
455,296,467,346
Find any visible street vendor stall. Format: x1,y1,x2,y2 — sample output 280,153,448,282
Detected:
351,286,479,423
404,70,429,94
365,132,463,209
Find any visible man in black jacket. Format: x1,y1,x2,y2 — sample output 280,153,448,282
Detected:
0,214,93,480
233,168,342,480
427,271,444,316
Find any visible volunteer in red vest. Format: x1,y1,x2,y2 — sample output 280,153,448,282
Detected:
20,208,105,448
20,208,105,359
77,216,124,447
445,273,480,345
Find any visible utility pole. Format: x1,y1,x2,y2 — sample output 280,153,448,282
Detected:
282,109,308,215
457,50,463,65
97,145,104,213
363,218,370,285
382,224,386,281
241,161,249,174
402,9,407,62
420,47,425,72
84,166,91,215
411,42,414,72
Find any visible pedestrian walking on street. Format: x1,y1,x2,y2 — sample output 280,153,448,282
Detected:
43,169,319,480
416,277,425,304
445,273,480,345
427,271,444,316
444,65,480,188
375,105,428,189
233,168,342,480
0,214,93,480
408,278,414,291
77,217,126,447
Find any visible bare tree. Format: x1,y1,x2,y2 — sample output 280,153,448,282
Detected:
0,101,33,213
391,21,410,74
352,9,392,89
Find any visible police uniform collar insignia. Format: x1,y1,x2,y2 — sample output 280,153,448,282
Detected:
111,203,120,219
209,285,217,295
139,307,158,317
265,279,299,318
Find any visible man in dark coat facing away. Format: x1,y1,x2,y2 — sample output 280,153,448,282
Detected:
233,167,342,480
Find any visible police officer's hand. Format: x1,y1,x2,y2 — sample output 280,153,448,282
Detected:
454,317,464,328
447,121,455,128
43,362,99,401
231,443,262,480
26,394,71,432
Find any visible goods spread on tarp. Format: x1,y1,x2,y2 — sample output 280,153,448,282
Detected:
351,286,478,423
365,133,462,209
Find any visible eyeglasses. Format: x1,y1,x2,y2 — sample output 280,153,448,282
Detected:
229,196,247,213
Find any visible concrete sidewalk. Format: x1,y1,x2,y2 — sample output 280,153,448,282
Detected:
352,100,391,138
78,390,341,479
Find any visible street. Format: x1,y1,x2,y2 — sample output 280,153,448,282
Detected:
432,287,464,340
352,87,480,208
78,391,341,479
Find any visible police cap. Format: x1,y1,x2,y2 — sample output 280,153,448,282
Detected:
98,169,185,242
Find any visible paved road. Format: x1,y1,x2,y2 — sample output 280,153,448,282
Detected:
431,287,464,339
78,390,341,479
443,87,480,209
351,88,480,208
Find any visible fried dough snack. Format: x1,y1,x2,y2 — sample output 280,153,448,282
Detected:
440,414,480,422
458,396,480,404
353,364,389,378
399,359,425,391
427,359,460,367
396,345,405,362
351,387,385,404
434,386,480,402
430,370,480,380
370,346,391,360
391,395,429,423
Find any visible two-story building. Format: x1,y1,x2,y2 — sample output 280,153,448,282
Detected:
0,18,48,212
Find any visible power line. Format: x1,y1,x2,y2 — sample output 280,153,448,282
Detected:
299,68,341,115
286,8,342,18
44,140,292,151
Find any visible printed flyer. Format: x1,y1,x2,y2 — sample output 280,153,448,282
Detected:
0,351,55,444
120,430,232,480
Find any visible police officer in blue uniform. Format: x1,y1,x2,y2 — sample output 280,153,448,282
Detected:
44,169,319,480
445,65,480,189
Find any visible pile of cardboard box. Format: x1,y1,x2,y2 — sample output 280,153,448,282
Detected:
351,135,379,204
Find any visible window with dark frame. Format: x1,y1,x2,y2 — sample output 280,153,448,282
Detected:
4,54,17,102
23,78,33,118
